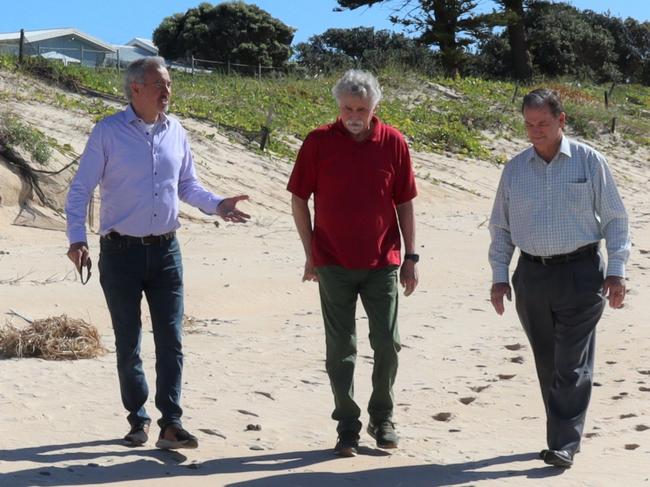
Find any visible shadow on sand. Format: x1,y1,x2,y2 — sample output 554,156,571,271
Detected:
0,439,566,486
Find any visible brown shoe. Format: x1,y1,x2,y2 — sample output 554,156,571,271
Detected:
155,424,199,450
124,422,150,446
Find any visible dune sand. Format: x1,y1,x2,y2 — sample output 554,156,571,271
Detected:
1,74,649,486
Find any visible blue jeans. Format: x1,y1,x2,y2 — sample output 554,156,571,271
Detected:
99,235,184,429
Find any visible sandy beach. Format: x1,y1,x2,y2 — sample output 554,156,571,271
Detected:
1,73,649,486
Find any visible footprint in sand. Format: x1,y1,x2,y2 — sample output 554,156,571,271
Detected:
638,370,650,376
459,397,476,405
585,432,599,438
635,425,649,432
620,413,637,419
640,386,650,392
469,385,490,393
199,428,226,439
510,356,524,364
624,444,640,450
237,409,259,417
505,343,524,351
498,374,516,380
433,412,453,422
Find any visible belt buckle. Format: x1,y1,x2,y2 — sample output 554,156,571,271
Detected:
140,236,154,246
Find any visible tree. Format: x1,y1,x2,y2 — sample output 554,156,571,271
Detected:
497,0,533,80
337,0,486,76
294,27,438,74
583,12,650,83
524,2,620,82
153,1,295,68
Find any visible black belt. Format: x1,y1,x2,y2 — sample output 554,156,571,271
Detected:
103,231,175,246
521,243,598,266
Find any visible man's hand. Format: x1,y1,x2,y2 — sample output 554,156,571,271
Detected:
603,276,626,309
67,242,90,272
400,260,418,296
216,195,251,223
490,282,512,315
302,257,318,282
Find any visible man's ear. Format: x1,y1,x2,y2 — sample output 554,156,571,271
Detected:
130,82,140,97
559,111,566,129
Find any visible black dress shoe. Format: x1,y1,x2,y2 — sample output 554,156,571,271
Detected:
543,449,574,468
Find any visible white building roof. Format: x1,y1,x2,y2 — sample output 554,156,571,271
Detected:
0,28,115,52
126,37,158,54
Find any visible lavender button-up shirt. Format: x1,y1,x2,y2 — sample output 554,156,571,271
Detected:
65,105,222,244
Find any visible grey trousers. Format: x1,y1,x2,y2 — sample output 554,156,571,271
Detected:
512,251,605,454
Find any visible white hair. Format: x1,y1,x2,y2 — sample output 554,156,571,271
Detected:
332,69,382,108
123,56,167,101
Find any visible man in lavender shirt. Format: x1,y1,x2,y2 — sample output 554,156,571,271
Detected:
65,57,249,449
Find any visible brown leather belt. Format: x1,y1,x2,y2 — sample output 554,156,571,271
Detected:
103,231,176,246
520,243,598,266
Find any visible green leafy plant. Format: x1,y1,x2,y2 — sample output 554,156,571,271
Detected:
0,113,52,164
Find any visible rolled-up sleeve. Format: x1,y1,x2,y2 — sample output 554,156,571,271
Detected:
65,123,106,244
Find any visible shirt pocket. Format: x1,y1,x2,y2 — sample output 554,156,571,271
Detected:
565,181,593,208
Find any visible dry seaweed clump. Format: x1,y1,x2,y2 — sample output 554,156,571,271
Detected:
0,315,107,360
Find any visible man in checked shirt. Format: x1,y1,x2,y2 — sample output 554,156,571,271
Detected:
488,88,630,469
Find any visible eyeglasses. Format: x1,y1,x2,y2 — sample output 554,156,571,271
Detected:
79,258,92,285
139,80,172,90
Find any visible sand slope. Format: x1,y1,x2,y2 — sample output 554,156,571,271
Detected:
0,74,649,486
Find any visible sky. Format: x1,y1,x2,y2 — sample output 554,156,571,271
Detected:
0,0,648,46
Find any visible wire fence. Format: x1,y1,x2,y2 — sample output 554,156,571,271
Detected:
190,55,291,78
1,40,292,78
0,42,111,67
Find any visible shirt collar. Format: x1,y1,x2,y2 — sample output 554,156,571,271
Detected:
528,134,572,164
124,104,169,127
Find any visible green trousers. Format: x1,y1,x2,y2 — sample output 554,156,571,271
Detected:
316,265,401,434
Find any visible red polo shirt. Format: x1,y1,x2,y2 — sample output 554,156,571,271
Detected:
287,116,417,269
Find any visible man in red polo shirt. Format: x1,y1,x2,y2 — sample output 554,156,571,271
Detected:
288,69,418,457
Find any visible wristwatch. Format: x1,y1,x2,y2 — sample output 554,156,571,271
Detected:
404,253,420,263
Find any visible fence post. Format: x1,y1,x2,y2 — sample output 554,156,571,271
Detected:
610,117,616,133
604,90,608,109
191,55,195,76
116,50,120,72
259,105,274,151
511,83,519,104
18,29,25,64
